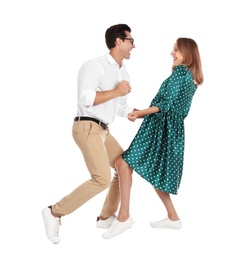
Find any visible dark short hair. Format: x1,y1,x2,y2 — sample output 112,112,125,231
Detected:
105,24,131,49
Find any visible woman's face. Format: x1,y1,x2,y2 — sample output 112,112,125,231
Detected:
171,42,184,66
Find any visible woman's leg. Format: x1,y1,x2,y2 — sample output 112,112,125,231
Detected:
102,157,134,239
151,187,182,229
153,187,180,221
115,157,133,221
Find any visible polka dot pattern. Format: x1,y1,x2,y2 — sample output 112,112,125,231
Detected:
122,65,197,194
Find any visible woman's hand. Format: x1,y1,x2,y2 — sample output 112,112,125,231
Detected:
127,111,139,122
128,106,160,122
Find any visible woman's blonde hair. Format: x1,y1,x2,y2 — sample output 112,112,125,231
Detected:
173,37,204,86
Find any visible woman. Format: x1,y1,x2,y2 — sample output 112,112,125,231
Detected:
101,37,204,239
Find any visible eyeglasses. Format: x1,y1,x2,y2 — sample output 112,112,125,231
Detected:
123,37,134,45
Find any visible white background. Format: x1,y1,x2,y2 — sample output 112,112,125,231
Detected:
1,0,244,259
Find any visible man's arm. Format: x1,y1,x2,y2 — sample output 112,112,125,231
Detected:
93,80,131,105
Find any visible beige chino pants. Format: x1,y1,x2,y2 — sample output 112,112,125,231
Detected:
52,120,123,217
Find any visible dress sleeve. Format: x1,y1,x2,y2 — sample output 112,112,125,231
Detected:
150,66,187,112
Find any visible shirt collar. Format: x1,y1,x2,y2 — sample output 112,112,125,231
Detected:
105,53,124,68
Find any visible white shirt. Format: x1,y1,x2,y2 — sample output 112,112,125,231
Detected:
76,53,134,125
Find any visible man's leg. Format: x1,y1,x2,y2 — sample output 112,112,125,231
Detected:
97,132,123,221
42,121,112,243
52,121,112,216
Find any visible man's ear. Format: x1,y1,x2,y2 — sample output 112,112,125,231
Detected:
115,37,123,46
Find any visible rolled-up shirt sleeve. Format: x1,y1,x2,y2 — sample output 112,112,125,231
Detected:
117,96,134,117
77,60,101,107
79,89,96,107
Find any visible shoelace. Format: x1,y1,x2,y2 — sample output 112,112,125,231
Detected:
52,218,61,236
154,218,168,224
108,220,119,233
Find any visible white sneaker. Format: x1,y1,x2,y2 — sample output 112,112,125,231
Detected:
102,217,134,239
42,207,61,244
150,217,182,229
96,215,116,228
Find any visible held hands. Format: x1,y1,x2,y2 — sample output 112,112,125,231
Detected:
127,106,159,122
127,111,140,122
115,80,131,96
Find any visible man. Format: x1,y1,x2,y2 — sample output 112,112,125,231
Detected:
42,24,136,244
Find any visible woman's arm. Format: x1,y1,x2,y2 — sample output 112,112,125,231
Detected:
128,106,160,122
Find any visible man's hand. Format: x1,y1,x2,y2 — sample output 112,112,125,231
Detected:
94,80,132,105
127,111,139,122
114,80,131,96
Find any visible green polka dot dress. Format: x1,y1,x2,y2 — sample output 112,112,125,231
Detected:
122,65,197,195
